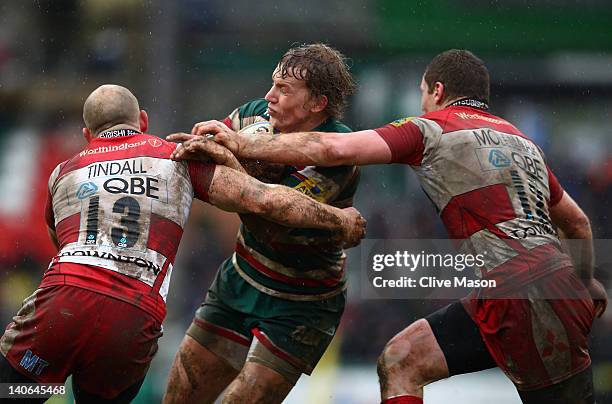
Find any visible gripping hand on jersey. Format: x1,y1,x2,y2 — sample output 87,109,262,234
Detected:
190,120,244,156
169,134,246,174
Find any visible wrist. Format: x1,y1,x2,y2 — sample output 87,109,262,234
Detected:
236,133,250,157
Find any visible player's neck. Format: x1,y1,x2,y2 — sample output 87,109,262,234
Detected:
95,123,141,138
286,112,329,134
440,96,464,110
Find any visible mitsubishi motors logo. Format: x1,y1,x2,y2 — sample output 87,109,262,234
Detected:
148,138,162,148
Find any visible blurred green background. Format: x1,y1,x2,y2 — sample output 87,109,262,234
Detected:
1,1,611,402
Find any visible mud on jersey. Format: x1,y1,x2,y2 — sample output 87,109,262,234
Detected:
222,99,360,300
43,131,214,322
375,103,572,293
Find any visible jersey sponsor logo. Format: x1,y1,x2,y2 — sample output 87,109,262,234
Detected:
103,176,161,199
473,129,539,157
87,159,148,179
390,117,415,127
148,138,163,148
294,177,325,201
19,349,49,376
511,152,545,181
99,128,140,138
79,140,147,157
508,223,556,239
488,149,511,168
76,181,98,200
455,112,506,125
58,249,162,275
449,98,489,110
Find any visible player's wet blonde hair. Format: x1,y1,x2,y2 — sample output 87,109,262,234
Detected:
277,43,356,120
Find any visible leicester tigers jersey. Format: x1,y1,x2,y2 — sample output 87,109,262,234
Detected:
222,99,360,300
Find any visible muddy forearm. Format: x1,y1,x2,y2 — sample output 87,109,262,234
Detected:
240,132,338,166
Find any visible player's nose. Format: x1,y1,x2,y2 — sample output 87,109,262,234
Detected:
264,86,277,103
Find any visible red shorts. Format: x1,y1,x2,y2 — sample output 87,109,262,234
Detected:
0,285,162,399
462,268,595,390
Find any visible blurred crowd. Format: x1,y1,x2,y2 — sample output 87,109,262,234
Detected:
1,1,611,402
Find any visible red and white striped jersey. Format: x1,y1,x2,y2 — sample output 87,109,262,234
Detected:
42,130,215,323
375,103,572,291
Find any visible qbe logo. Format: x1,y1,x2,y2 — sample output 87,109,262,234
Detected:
488,149,511,168
76,182,98,200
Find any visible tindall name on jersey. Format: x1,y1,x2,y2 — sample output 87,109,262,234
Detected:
88,159,148,179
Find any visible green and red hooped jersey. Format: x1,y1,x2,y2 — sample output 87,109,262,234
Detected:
222,99,360,300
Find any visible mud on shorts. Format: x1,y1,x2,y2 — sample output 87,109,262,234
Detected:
0,285,162,400
427,267,595,395
186,258,346,384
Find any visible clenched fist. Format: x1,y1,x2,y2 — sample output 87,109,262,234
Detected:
340,207,367,248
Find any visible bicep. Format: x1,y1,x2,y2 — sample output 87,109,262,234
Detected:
330,130,393,166
550,191,590,234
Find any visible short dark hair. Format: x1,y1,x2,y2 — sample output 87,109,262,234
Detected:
277,43,356,120
424,49,490,104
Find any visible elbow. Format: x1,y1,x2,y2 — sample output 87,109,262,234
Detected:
320,135,351,166
561,212,592,239
575,213,592,238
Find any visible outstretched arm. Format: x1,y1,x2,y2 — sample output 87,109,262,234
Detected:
172,138,288,242
207,165,366,247
169,121,393,167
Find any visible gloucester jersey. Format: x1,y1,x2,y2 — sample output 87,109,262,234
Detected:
42,130,215,323
375,101,571,292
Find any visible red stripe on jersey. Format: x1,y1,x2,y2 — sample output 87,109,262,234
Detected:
222,117,233,128
375,120,425,165
235,243,342,287
547,166,564,207
45,190,55,230
291,171,308,182
58,134,177,179
55,213,80,247
481,243,572,287
193,318,251,346
147,214,183,263
187,161,215,202
152,259,171,297
40,262,167,323
441,184,517,239
252,327,311,372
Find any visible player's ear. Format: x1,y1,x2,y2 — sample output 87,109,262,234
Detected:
433,81,445,105
139,110,149,133
83,127,93,143
309,94,328,114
